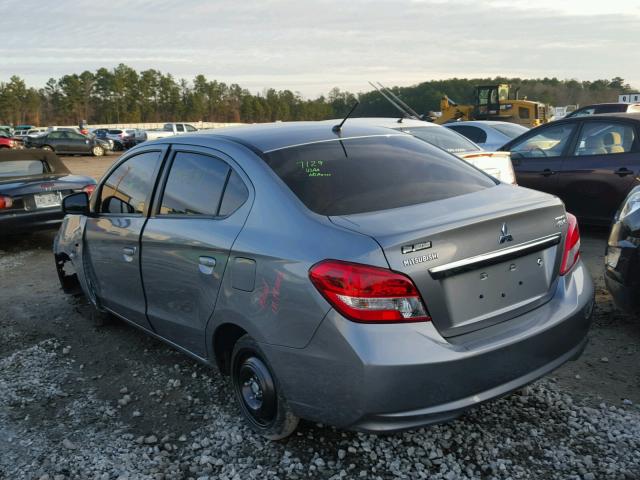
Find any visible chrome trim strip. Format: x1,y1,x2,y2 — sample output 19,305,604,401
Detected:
428,233,562,279
262,134,405,153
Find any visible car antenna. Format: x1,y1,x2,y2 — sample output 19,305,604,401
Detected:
368,81,409,121
376,82,423,120
332,100,360,133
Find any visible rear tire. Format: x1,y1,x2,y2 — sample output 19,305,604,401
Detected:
92,145,105,157
230,335,299,440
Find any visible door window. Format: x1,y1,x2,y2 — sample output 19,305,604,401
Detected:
98,151,160,214
67,132,85,140
175,124,185,132
573,122,636,156
509,123,576,159
48,131,66,139
159,152,230,216
185,124,197,132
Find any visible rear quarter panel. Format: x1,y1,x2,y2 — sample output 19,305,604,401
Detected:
54,214,93,302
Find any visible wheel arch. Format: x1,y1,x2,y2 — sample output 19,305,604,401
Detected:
212,322,248,375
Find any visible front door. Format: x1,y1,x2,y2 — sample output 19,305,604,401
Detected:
65,131,92,154
557,120,640,223
509,121,578,198
141,148,251,356
84,149,165,328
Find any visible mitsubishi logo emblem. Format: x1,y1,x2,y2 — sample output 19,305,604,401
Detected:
499,223,513,244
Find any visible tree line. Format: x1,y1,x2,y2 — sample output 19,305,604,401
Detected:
0,64,634,126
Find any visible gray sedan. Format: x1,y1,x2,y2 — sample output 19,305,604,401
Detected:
444,120,529,151
54,122,594,439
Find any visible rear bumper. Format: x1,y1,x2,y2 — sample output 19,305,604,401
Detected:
1,208,64,233
261,260,594,431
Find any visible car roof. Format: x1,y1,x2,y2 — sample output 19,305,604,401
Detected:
578,102,639,108
561,112,640,122
442,120,522,128
186,121,409,154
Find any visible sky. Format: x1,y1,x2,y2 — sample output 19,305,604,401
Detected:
1,0,639,97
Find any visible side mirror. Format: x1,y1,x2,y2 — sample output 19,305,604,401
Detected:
62,192,89,215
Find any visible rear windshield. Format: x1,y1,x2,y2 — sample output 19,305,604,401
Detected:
263,135,496,216
398,126,481,154
0,160,46,178
491,123,529,139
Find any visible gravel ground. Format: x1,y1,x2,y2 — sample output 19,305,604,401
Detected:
1,222,639,478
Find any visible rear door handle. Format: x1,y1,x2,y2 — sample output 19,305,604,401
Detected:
198,256,216,275
541,169,555,177
122,246,136,262
615,167,634,177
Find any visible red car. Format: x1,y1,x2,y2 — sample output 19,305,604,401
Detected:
0,134,16,150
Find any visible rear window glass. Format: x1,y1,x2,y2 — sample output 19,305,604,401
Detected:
0,160,46,177
398,126,480,154
490,123,529,139
263,135,496,216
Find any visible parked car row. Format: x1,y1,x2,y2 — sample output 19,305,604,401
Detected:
5,110,639,440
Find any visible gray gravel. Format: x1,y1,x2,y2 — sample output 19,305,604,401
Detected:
1,336,638,480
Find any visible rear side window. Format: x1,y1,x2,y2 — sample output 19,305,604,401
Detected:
446,125,487,144
401,126,480,153
219,171,249,216
159,152,229,216
99,151,160,214
263,135,496,216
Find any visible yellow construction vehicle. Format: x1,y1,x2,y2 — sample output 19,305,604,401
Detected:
435,84,548,127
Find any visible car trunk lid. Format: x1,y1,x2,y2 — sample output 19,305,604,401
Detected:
330,185,568,337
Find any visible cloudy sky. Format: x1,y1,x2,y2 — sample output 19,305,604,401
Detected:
1,0,639,96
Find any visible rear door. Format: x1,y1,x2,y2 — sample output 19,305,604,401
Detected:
557,119,640,223
141,147,251,356
84,148,166,328
507,121,578,197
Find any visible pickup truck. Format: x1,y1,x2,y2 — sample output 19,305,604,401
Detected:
145,123,198,141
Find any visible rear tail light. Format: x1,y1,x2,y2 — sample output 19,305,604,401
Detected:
560,213,580,275
82,184,96,195
0,195,13,209
309,260,430,323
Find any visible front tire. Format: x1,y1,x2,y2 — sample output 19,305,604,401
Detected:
231,335,299,440
92,145,105,157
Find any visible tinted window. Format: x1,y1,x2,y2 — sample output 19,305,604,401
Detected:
263,135,496,216
185,124,197,132
573,121,636,156
49,131,66,139
0,160,45,177
99,151,160,214
491,123,528,139
400,126,480,153
160,152,229,216
447,125,487,144
108,129,123,134
510,123,576,159
594,105,627,114
67,132,85,140
176,124,185,132
219,170,249,216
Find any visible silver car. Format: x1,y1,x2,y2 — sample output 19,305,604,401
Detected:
444,120,529,151
54,122,594,439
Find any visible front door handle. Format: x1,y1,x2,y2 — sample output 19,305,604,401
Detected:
122,246,136,262
198,256,216,275
615,167,634,177
541,169,555,177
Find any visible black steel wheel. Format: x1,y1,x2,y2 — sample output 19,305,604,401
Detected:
230,335,299,439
